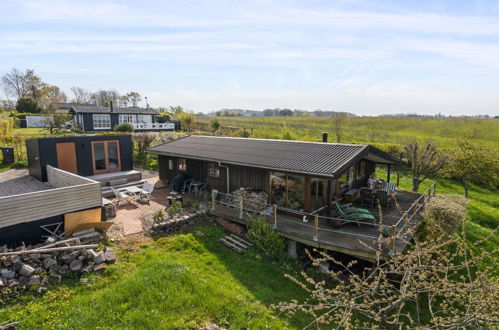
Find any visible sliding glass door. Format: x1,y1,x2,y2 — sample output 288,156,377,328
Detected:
91,140,121,174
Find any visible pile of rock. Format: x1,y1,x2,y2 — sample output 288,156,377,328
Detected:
222,188,269,212
150,210,212,235
0,229,116,294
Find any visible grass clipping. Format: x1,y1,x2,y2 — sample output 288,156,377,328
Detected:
423,194,467,239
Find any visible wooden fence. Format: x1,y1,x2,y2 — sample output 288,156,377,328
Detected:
0,166,101,229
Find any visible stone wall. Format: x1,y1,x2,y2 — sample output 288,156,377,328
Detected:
149,210,212,236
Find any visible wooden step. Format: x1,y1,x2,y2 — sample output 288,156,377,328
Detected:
229,234,253,247
225,235,251,250
219,237,244,253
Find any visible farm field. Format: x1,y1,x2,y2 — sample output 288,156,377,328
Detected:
0,225,311,329
197,116,499,149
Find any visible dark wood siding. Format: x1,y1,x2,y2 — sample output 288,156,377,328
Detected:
28,135,133,181
158,156,270,196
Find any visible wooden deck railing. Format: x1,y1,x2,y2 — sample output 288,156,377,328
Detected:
211,182,437,256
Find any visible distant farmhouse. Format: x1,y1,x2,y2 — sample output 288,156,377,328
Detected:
19,103,179,132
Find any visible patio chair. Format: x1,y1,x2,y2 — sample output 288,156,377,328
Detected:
376,190,392,209
196,183,207,196
181,178,193,193
360,187,375,208
140,182,155,200
334,202,376,225
112,187,132,206
334,201,371,215
385,182,396,192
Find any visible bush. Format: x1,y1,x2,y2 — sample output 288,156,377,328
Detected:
114,122,134,132
16,97,39,113
12,160,28,169
248,216,286,260
0,118,14,137
167,200,182,218
423,194,467,240
153,210,165,223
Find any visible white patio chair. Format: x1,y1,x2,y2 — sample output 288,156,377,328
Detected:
141,182,155,200
112,187,132,206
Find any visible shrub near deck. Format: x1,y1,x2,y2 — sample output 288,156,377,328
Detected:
0,224,310,329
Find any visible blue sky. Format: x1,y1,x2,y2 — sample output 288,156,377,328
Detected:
1,0,499,115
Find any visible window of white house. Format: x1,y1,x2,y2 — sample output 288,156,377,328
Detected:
137,115,152,124
168,159,173,170
178,158,187,171
119,114,136,124
208,162,220,178
92,114,111,129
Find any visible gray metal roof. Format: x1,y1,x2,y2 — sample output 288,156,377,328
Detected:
54,103,158,115
149,136,398,178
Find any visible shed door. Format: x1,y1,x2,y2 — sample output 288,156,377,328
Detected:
56,142,77,174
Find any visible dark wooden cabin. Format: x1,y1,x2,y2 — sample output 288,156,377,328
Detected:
27,135,133,182
149,135,399,213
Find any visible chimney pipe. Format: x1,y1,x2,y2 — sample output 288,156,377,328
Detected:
322,132,328,143
110,100,113,113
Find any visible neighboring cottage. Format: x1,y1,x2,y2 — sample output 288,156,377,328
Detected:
53,103,179,132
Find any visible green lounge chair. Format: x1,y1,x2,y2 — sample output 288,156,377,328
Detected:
334,202,371,215
334,203,376,224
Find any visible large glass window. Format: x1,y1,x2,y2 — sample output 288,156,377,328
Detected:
91,140,121,174
92,114,111,129
270,172,304,210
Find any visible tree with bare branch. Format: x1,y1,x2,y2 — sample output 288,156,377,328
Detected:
274,197,498,329
405,141,445,192
331,114,348,143
70,87,91,104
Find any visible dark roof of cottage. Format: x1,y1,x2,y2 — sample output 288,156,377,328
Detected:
149,136,399,178
53,103,158,115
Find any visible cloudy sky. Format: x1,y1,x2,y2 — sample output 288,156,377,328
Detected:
1,0,498,115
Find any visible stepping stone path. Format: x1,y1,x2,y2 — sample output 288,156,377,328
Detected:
219,234,253,253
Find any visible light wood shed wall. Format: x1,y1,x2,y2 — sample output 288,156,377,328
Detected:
0,166,101,229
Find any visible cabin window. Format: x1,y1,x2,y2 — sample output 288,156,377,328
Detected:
119,114,136,124
91,140,121,174
168,159,173,170
271,172,304,210
177,158,187,171
208,163,220,178
137,115,152,124
92,114,111,129
357,161,366,177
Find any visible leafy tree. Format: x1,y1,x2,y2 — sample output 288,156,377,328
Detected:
91,89,120,107
210,118,220,133
16,97,39,113
42,113,72,134
70,87,91,103
113,122,134,132
331,113,347,143
176,112,195,131
404,141,445,192
169,105,185,115
441,140,499,197
121,91,142,107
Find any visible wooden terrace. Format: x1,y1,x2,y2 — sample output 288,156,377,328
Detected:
209,184,436,261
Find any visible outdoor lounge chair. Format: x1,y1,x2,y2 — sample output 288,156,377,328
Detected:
112,187,132,206
140,182,155,200
334,203,376,225
334,201,371,215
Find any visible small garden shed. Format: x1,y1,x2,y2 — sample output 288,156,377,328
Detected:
27,135,133,182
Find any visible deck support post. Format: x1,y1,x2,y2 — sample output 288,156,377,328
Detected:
272,204,277,229
387,164,391,183
313,214,319,241
287,240,297,259
389,225,397,256
239,196,244,218
211,189,217,210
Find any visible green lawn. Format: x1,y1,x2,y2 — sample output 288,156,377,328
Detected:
0,224,310,329
12,128,50,136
